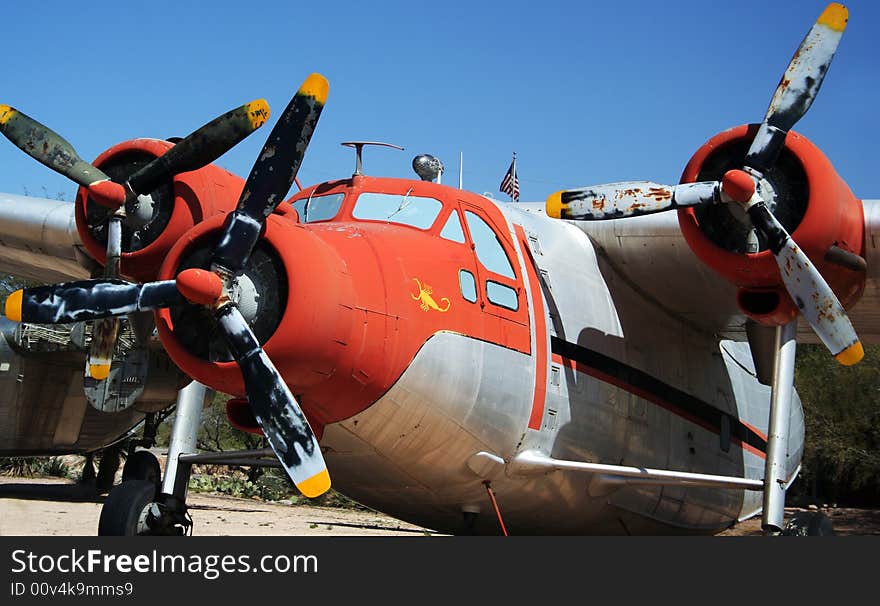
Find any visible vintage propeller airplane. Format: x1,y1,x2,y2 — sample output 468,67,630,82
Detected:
0,3,875,535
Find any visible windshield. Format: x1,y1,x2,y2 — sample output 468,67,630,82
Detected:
352,191,443,230
292,192,345,223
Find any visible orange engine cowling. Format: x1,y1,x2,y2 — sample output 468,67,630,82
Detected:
152,211,373,437
74,138,245,283
677,124,866,326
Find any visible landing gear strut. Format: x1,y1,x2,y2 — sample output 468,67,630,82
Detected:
761,321,796,535
80,453,96,485
95,445,121,493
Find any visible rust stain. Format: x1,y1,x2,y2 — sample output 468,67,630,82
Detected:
646,187,672,201
617,188,642,200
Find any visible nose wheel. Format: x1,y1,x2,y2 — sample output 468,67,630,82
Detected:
98,381,208,536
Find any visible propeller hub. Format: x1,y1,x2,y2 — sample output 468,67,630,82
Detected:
176,268,223,306
87,180,126,208
721,170,756,204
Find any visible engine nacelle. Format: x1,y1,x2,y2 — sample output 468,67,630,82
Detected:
75,139,245,283
152,211,366,436
678,124,865,325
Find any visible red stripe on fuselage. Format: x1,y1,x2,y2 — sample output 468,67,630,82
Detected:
551,353,766,459
514,225,548,430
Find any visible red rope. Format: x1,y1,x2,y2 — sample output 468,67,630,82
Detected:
484,481,509,536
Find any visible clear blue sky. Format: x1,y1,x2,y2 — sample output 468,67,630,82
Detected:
1,0,878,202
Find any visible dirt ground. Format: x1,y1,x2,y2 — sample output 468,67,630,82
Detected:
0,477,435,536
2,476,879,536
718,505,880,536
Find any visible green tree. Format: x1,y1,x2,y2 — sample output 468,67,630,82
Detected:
793,344,880,505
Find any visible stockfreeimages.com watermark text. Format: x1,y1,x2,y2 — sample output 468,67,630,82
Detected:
10,548,318,581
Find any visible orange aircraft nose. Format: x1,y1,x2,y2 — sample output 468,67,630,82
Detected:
155,213,398,437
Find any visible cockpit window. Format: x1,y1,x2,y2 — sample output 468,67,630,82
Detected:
440,211,466,243
353,191,442,230
464,211,515,279
292,192,345,223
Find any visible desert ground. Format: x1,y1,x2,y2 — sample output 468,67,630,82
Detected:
2,476,878,536
0,477,434,536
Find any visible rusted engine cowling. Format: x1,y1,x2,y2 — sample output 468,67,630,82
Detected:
75,138,245,283
677,124,866,326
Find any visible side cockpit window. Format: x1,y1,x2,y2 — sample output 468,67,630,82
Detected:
463,210,520,312
440,211,466,243
293,192,345,223
459,270,477,303
486,280,518,311
464,211,515,278
353,191,443,230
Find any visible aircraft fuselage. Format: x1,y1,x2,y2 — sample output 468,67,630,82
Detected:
167,175,801,535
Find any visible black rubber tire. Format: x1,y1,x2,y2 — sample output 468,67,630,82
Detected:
98,480,157,536
784,511,836,536
122,450,162,485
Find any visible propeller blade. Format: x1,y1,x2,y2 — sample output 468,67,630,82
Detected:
744,198,862,365
212,73,329,274
0,104,112,188
745,3,848,172
215,304,330,497
4,279,181,325
125,99,271,196
546,181,720,220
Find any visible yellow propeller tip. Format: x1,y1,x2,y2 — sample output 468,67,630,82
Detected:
246,99,270,130
89,363,112,380
546,190,565,219
4,289,22,322
296,468,331,498
0,104,15,125
818,3,848,32
835,341,863,366
300,73,329,105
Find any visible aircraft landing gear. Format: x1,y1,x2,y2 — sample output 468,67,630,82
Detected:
98,480,159,535
95,445,122,493
98,381,208,536
80,453,96,485
122,450,161,485
457,505,481,535
762,320,796,535
784,511,836,536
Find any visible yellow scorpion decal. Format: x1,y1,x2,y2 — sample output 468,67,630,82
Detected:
411,278,451,313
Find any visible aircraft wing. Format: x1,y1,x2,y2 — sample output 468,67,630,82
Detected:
0,192,93,283
526,197,880,347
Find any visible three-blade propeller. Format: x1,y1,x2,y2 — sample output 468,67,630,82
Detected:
3,74,332,497
0,100,270,208
546,3,861,366
0,97,270,379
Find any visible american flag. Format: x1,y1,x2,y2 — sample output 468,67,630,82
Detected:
499,155,519,202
